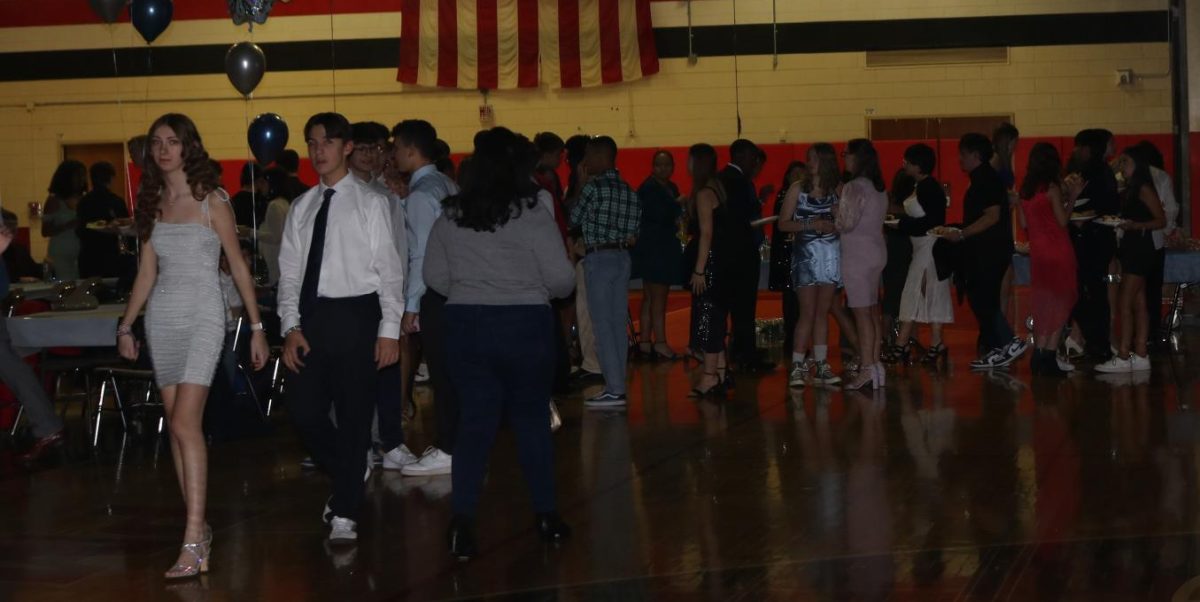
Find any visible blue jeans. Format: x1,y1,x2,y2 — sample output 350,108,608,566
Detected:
445,304,557,516
583,250,631,395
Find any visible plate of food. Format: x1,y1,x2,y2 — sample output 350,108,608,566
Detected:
1095,215,1124,228
928,226,961,239
85,220,109,230
1070,211,1096,222
1073,197,1090,208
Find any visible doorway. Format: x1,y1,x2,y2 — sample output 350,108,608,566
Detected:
62,143,130,206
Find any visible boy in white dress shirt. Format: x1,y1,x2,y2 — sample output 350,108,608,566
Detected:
278,112,405,544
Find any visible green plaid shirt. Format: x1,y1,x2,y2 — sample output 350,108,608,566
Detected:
570,169,642,247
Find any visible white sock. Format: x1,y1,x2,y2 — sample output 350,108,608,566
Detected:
792,352,806,364
814,345,828,362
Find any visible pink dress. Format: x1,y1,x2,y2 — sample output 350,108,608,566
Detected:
1022,187,1077,339
837,178,888,308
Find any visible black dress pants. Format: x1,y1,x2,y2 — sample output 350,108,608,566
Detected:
288,294,381,521
1071,231,1116,356
965,257,1014,353
728,251,760,361
421,290,459,453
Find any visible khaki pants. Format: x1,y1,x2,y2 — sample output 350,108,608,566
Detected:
575,262,601,374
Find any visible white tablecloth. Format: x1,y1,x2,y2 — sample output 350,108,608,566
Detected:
6,304,126,349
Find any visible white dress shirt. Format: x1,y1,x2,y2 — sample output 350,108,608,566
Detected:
404,164,459,313
277,172,406,339
257,196,290,286
361,173,409,280
1149,166,1178,250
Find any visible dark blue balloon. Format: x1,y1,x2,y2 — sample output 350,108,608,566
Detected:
131,0,173,44
247,113,289,165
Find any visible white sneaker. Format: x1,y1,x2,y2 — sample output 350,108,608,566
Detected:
401,447,453,476
382,444,420,471
970,347,1008,370
1130,354,1151,372
813,361,841,385
415,363,430,383
328,517,357,543
788,362,807,388
1095,355,1132,374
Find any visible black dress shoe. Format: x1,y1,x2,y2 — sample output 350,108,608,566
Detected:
535,513,572,543
447,515,478,561
20,430,64,464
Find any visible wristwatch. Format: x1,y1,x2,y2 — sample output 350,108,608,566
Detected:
249,322,265,332
284,325,302,337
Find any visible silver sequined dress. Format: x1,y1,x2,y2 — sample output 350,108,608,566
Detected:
791,191,841,287
145,198,226,387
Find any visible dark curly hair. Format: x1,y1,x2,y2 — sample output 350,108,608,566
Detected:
1019,142,1062,200
135,113,221,241
443,127,538,232
48,160,88,198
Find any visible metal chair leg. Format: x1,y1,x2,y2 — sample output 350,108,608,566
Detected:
92,377,108,447
9,405,23,436
110,376,128,432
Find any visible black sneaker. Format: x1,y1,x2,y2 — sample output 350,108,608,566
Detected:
584,391,627,408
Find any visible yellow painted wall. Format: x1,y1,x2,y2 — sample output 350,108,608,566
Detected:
0,0,1173,258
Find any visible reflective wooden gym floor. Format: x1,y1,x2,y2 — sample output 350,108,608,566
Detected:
4,313,1200,601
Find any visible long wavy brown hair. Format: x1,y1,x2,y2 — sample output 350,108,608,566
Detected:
805,143,841,197
135,113,221,241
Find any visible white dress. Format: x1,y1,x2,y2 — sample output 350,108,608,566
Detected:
897,188,954,324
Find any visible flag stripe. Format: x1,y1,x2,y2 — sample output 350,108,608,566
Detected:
397,0,421,83
635,0,659,76
457,0,478,89
416,0,440,87
557,0,582,88
477,0,499,89
617,0,641,81
495,0,518,89
577,0,602,87
598,0,623,84
436,0,458,87
517,0,539,87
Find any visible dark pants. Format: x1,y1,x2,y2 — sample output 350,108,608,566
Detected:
966,258,1014,353
551,302,571,395
1146,247,1167,339
0,319,62,439
376,363,404,451
1072,232,1116,356
421,290,458,453
287,294,380,521
446,304,557,517
728,251,760,360
782,288,798,356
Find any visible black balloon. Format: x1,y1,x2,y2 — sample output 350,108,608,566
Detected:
225,42,265,96
248,113,289,165
131,0,173,44
90,0,126,23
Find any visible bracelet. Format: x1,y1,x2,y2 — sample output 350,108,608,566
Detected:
693,270,705,276
249,322,264,332
284,325,302,337
116,324,132,337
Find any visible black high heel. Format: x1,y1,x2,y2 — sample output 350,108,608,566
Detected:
689,372,724,398
921,343,948,365
882,341,913,365
651,344,678,361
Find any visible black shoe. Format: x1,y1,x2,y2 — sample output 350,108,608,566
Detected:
447,515,478,561
570,369,605,383
19,430,64,464
535,513,572,543
1039,349,1070,377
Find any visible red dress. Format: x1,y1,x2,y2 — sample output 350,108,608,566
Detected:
1022,187,1077,339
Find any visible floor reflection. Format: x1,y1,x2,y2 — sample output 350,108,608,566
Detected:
5,330,1200,600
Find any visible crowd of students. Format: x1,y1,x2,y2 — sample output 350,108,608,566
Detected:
0,113,1184,574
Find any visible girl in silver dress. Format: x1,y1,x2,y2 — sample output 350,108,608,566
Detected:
118,114,269,580
776,143,843,388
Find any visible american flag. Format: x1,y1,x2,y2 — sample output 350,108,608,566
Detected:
397,0,659,90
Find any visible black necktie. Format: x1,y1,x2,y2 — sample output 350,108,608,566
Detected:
299,188,334,322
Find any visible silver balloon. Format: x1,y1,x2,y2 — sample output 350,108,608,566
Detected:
90,0,127,23
225,42,265,97
228,0,276,27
